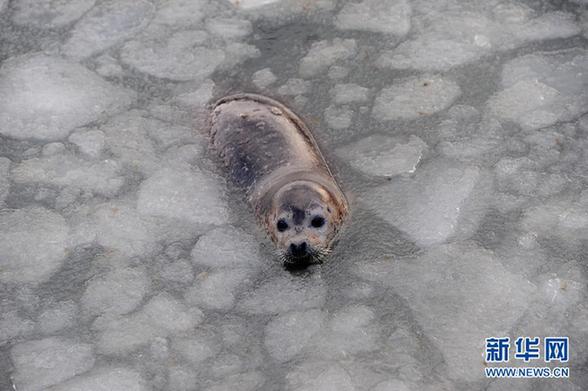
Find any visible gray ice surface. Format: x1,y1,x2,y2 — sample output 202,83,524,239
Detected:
0,0,587,390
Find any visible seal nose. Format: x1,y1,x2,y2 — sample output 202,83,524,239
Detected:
289,241,308,257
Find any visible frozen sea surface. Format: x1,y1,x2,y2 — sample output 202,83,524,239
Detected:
0,0,587,390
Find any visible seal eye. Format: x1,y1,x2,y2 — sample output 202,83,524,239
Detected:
277,219,289,232
311,216,325,228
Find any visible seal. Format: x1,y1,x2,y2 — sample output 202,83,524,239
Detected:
209,93,348,267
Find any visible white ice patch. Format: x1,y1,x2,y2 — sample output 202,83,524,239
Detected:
121,29,226,81
100,110,203,175
264,309,326,362
355,242,536,381
205,372,266,391
521,193,588,246
94,54,125,78
372,75,461,121
335,0,411,36
324,105,353,129
206,17,252,40
252,68,278,89
365,160,491,246
376,1,580,71
371,380,411,391
487,48,588,130
286,361,355,391
0,311,34,344
228,0,283,9
238,275,326,314
11,152,124,197
0,207,68,284
96,293,203,355
0,157,9,205
436,106,504,162
172,331,220,365
191,227,261,269
336,135,427,177
82,266,150,320
137,166,230,226
62,0,154,59
0,54,135,141
68,130,106,158
299,39,357,78
277,78,311,96
331,83,370,104
185,269,252,310
37,301,78,334
152,0,207,28
48,367,148,391
12,0,96,28
311,305,380,358
11,337,95,391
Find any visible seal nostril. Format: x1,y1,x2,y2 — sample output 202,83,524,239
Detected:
289,242,308,257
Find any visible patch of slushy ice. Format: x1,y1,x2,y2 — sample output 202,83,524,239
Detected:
172,331,220,365
0,54,135,141
185,269,252,310
121,29,226,81
521,192,588,246
121,6,258,81
0,311,34,344
299,39,357,78
331,83,369,104
264,309,326,362
48,367,147,391
365,160,492,246
265,305,380,362
100,110,203,175
11,152,125,197
62,0,154,59
238,275,326,314
372,75,461,121
435,106,504,162
355,242,536,381
252,68,277,89
192,227,261,268
68,130,106,158
137,166,230,226
82,266,150,320
488,49,588,130
206,18,252,40
324,105,353,130
335,0,411,36
11,337,95,391
37,301,78,334
205,371,266,391
0,207,68,284
377,1,580,71
286,362,355,391
277,78,311,96
96,293,202,355
68,200,202,257
336,135,427,177
12,0,96,28
0,157,9,205
228,0,283,9
228,0,334,22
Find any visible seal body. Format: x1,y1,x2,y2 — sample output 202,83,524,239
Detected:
209,93,348,266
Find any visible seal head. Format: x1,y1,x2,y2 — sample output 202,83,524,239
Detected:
267,180,342,267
